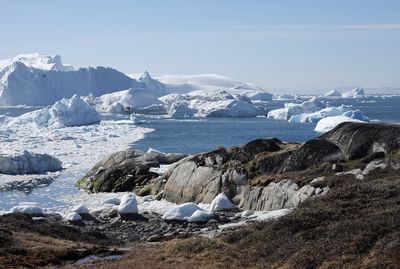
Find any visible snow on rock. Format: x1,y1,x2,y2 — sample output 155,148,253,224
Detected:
160,90,261,118
324,89,342,97
95,87,163,113
65,212,82,221
267,97,326,120
162,202,202,221
10,94,101,128
188,209,214,223
0,150,62,175
9,204,43,215
118,194,138,214
315,115,365,133
341,88,365,98
70,204,90,214
0,53,74,72
210,193,236,212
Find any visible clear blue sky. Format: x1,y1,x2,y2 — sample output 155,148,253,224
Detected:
1,0,400,93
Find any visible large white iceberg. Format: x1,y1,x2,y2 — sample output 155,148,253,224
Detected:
288,106,347,123
267,97,326,120
10,94,101,128
96,87,163,113
0,53,139,106
0,150,62,175
160,90,262,117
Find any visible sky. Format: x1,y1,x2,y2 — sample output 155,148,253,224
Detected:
1,0,400,93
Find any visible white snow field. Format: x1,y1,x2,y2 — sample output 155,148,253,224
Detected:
160,90,262,117
8,94,101,128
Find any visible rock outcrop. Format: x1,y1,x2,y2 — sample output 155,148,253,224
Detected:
76,150,187,193
163,122,400,211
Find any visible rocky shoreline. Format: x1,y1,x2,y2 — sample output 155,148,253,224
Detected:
1,122,400,268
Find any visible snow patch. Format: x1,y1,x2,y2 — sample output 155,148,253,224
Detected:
210,193,236,212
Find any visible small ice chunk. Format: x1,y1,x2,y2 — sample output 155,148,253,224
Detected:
210,193,236,212
102,197,120,205
10,205,43,215
188,209,214,223
71,204,90,214
162,202,202,221
117,194,138,214
66,212,82,222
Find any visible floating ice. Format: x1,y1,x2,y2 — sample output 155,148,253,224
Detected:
160,90,261,117
9,204,43,215
0,150,62,175
315,115,365,133
268,97,325,120
10,95,100,128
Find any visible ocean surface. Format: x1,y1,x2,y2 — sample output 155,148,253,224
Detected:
0,96,399,211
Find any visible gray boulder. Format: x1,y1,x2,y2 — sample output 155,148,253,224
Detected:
77,150,187,193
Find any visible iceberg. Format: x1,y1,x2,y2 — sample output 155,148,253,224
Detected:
9,94,101,128
131,73,273,98
0,53,139,106
0,150,62,175
267,97,326,120
324,89,342,97
315,111,369,133
341,88,365,98
244,90,273,101
96,87,163,113
160,90,262,117
0,53,74,72
289,106,347,123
